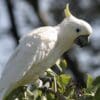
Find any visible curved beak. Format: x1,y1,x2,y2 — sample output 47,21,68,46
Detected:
75,35,89,47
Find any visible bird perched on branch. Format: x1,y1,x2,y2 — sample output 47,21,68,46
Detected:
0,4,92,100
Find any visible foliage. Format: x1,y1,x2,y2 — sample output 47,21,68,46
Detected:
6,60,100,100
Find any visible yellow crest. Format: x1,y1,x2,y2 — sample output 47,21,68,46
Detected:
64,4,71,17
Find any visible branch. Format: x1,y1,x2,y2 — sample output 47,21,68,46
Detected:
38,87,66,100
5,0,20,45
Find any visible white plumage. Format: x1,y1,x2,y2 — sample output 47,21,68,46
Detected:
0,5,92,99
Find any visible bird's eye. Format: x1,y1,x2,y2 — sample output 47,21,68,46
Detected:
76,28,80,33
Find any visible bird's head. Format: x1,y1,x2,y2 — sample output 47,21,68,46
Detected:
59,4,92,47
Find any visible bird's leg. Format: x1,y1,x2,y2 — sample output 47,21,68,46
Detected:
51,64,62,75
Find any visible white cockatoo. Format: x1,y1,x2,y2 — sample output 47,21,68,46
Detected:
0,4,92,99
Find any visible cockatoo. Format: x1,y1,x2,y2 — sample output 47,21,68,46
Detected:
0,4,92,99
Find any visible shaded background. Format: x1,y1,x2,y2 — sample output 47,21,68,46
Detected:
0,0,100,78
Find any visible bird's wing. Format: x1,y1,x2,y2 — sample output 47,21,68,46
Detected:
0,27,57,88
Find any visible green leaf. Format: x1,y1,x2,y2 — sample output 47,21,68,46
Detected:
59,59,67,68
93,76,100,86
46,68,56,76
56,74,71,93
41,95,47,100
87,74,93,88
79,95,94,100
95,86,100,100
32,89,42,100
46,93,55,100
59,74,71,86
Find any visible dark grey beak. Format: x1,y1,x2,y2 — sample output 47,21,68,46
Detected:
75,35,89,47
